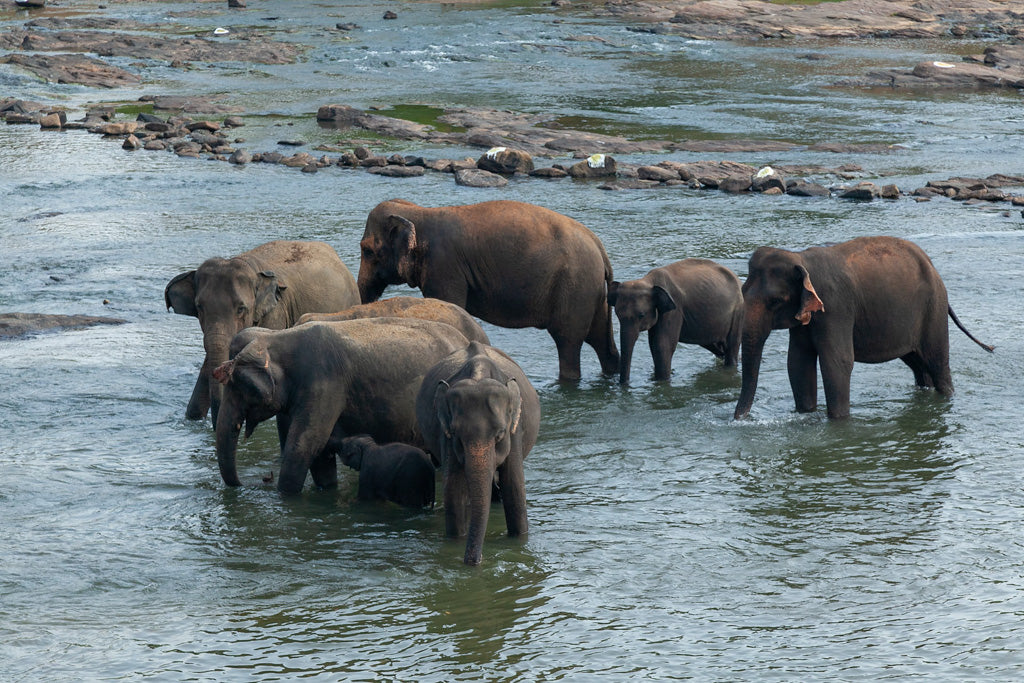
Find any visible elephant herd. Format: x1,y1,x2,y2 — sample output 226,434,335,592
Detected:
166,198,993,564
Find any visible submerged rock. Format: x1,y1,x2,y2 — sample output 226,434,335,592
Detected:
455,168,508,188
0,313,126,339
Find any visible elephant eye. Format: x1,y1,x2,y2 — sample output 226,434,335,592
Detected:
236,304,248,316
362,247,374,260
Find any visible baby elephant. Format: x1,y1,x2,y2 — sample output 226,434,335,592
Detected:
608,258,744,384
338,435,438,509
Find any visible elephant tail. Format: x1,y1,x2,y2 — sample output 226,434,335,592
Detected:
948,305,994,353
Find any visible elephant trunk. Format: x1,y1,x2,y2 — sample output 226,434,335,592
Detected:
734,304,771,419
463,442,495,566
215,396,243,487
357,271,387,304
202,330,233,427
618,323,640,384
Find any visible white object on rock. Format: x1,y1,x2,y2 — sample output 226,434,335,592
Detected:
486,146,507,159
213,27,230,35
932,61,955,68
587,154,605,169
756,166,775,178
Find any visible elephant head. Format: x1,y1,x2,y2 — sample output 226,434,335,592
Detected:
338,435,374,471
357,209,426,304
607,280,676,384
165,258,287,425
433,361,523,566
734,247,824,419
211,338,286,487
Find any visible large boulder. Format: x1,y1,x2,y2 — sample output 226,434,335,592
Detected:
567,154,617,178
476,147,534,175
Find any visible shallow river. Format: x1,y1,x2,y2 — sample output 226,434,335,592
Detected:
2,1,1023,680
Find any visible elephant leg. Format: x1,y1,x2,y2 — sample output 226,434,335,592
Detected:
900,352,933,388
497,456,528,537
444,465,470,538
276,412,292,451
584,304,619,376
723,313,742,367
185,370,211,421
278,417,332,494
649,325,677,381
918,328,954,396
552,333,584,382
817,341,854,419
788,331,819,413
309,450,338,489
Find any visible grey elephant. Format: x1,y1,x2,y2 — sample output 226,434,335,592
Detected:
416,341,541,566
734,236,994,420
212,317,469,494
357,198,619,381
297,296,490,345
608,258,743,384
165,240,359,425
338,434,438,509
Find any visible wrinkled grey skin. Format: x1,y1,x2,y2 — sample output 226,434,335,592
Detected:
357,198,618,381
165,240,359,426
213,317,469,495
338,435,439,509
734,236,994,420
608,258,743,384
298,296,490,345
416,341,540,566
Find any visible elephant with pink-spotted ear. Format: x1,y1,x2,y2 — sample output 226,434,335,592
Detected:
734,236,993,420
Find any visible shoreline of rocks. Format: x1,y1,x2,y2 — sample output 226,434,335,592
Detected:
3,96,1022,209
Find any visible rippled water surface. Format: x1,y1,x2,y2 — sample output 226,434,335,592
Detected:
2,1,1024,680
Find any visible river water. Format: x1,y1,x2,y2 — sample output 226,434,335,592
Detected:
2,1,1023,680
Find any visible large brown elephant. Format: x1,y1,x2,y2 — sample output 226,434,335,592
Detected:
357,198,619,381
212,318,470,495
165,240,359,425
297,296,490,345
416,341,540,565
608,258,743,384
734,236,994,420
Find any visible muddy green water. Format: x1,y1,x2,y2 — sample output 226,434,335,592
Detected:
2,1,1023,680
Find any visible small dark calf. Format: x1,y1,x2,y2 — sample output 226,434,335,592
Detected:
338,435,438,509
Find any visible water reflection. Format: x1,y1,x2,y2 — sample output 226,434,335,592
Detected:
734,396,955,548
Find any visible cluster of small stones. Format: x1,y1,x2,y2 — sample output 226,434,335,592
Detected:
3,97,1022,208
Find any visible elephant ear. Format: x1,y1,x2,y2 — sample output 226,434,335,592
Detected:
652,285,677,315
433,380,453,439
607,281,620,307
165,270,197,316
505,378,523,435
386,215,421,286
216,342,275,410
794,264,824,325
253,270,286,325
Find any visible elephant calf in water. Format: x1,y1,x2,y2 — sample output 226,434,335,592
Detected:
416,341,541,566
212,317,470,494
338,435,438,509
608,258,744,384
